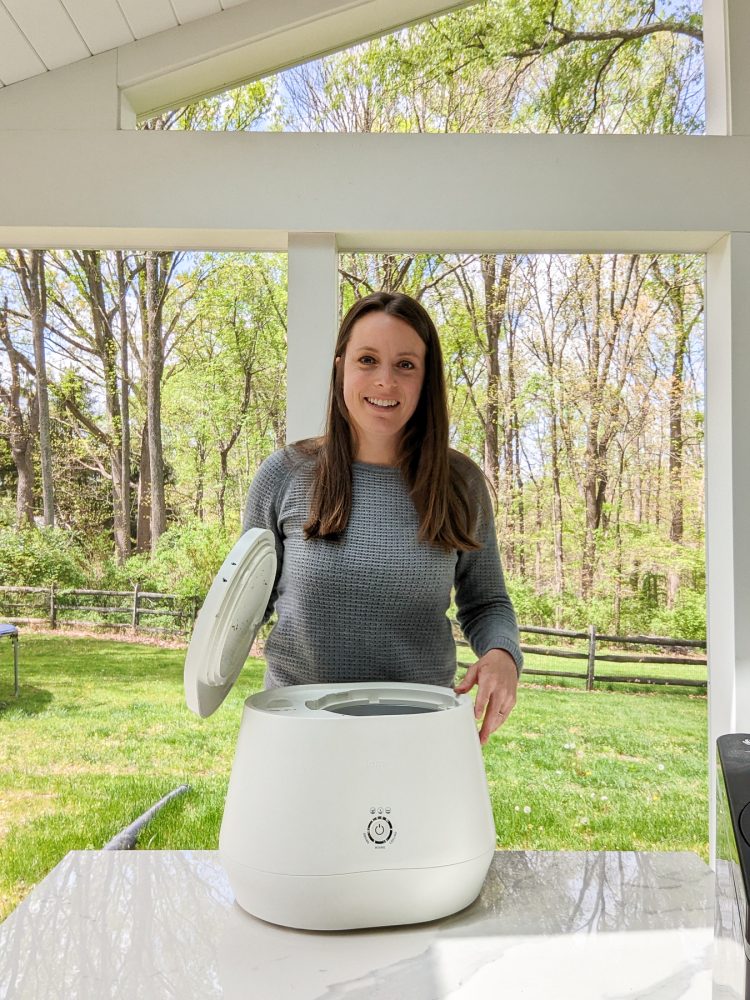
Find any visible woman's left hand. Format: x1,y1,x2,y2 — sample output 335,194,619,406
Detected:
454,649,518,745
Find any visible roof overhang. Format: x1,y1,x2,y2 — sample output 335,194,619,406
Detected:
0,0,475,121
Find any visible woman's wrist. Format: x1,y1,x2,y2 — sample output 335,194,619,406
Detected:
482,648,517,671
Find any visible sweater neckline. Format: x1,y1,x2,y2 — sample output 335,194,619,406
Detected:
352,460,403,473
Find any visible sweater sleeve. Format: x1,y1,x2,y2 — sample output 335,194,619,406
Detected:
241,449,290,623
454,473,523,674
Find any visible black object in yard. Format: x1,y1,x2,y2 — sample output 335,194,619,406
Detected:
103,784,190,850
0,623,19,698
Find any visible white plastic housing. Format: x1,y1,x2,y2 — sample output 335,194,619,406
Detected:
219,682,496,930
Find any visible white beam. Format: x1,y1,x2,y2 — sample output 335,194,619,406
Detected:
287,233,338,442
706,232,750,859
0,132,745,251
704,0,750,136
117,0,472,119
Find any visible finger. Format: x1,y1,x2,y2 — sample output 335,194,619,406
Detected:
454,662,479,693
480,702,512,743
479,711,499,744
474,682,491,720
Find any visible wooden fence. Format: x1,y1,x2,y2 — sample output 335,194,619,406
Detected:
517,624,706,690
0,585,707,690
0,585,197,636
453,622,706,690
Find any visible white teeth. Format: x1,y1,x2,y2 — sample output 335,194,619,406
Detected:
366,397,398,408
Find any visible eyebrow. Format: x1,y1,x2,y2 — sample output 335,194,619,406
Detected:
355,345,422,358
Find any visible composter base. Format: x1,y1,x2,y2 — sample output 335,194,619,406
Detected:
221,850,494,930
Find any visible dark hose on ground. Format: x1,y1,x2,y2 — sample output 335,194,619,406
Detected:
103,784,191,850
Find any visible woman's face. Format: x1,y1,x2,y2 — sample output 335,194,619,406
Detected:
339,311,427,462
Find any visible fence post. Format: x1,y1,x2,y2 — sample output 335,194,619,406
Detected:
132,584,140,633
586,625,597,691
49,583,57,629
190,596,198,633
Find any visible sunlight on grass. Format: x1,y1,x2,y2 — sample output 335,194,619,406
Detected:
0,634,708,922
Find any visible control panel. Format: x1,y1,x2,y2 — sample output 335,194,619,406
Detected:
364,806,396,847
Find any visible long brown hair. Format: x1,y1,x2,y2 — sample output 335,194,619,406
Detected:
298,291,481,552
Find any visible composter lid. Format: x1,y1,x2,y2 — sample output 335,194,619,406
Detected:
184,528,277,718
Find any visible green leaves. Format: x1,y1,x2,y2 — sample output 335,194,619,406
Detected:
276,0,702,135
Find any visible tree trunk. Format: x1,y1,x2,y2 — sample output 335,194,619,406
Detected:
507,313,525,578
218,449,229,529
30,252,54,526
116,251,132,561
0,303,38,526
550,414,565,600
136,423,151,553
78,250,130,564
661,260,694,610
145,251,167,553
14,440,36,525
480,254,516,567
193,439,206,521
481,255,501,501
576,255,637,600
533,485,543,590
13,250,54,526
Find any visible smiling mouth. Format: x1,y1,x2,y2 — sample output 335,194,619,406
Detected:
365,397,399,409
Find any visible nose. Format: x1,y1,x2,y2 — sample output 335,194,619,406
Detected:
375,364,397,389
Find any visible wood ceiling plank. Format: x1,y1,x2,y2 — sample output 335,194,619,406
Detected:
0,3,47,84
3,0,89,69
117,0,178,38
61,0,133,53
170,0,221,25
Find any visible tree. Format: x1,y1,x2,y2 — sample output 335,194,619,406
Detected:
164,253,288,528
0,301,37,525
279,1,703,136
116,251,132,560
649,255,704,606
46,250,137,562
522,255,573,604
132,250,185,553
5,250,54,526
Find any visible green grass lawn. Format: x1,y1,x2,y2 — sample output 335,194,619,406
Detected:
0,633,708,922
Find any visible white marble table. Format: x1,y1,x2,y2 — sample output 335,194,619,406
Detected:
0,850,713,999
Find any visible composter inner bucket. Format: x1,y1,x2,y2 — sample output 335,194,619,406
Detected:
303,685,459,716
324,702,440,717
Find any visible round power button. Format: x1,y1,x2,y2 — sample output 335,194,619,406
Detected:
367,817,392,844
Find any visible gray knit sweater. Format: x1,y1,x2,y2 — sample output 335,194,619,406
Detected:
242,447,522,690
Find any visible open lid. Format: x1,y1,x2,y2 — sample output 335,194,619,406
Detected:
184,528,277,718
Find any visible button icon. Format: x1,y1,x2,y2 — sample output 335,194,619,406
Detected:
367,816,393,844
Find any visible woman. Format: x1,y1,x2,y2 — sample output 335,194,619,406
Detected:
243,291,522,743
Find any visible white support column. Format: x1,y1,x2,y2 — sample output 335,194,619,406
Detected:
286,234,338,443
706,232,750,859
704,0,750,135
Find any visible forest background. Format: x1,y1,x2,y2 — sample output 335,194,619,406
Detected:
0,0,706,641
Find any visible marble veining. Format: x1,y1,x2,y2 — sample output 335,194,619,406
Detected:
0,850,713,999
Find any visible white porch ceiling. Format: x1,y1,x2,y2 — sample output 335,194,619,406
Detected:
0,0,472,107
0,0,234,87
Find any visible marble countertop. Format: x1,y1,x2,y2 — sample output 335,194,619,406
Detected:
0,849,713,999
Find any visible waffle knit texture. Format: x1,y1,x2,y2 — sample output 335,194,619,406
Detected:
242,447,523,690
